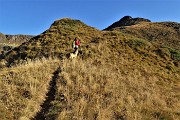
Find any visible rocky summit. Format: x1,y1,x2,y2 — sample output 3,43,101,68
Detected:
104,16,151,30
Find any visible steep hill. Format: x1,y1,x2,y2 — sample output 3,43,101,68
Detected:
104,16,180,65
0,18,100,66
0,17,180,120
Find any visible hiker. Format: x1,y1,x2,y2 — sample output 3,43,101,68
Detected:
72,37,80,53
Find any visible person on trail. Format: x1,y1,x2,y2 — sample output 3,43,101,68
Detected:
72,37,80,53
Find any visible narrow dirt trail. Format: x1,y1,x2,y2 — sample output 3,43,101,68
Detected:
32,67,61,120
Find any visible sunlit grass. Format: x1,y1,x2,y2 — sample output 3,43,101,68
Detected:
0,57,60,119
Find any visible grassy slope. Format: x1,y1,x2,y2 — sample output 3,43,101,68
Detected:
113,22,180,50
0,58,60,119
53,30,180,120
0,18,179,119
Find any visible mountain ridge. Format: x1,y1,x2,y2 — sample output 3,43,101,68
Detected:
0,17,179,67
0,33,33,42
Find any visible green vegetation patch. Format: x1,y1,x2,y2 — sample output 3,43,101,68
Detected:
127,38,152,50
161,46,180,61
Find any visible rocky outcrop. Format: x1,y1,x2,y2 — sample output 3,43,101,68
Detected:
104,16,151,30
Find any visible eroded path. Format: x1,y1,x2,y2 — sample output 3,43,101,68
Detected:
32,67,62,120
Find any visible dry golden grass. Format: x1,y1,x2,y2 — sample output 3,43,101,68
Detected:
56,55,180,120
53,37,180,119
0,57,60,120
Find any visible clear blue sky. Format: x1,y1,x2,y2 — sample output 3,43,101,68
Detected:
0,0,180,35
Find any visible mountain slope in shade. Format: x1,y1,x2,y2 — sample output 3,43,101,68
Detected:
0,33,33,52
0,33,33,42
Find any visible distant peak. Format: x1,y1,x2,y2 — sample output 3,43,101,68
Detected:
104,16,151,30
120,16,133,21
118,16,151,24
